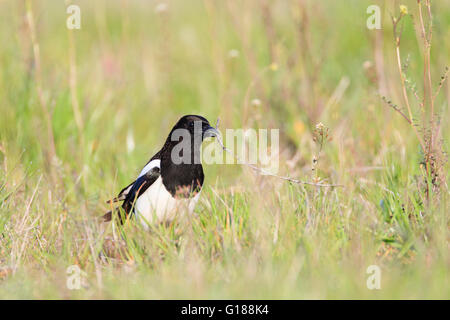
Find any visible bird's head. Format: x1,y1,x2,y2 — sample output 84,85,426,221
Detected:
171,115,220,141
162,115,220,165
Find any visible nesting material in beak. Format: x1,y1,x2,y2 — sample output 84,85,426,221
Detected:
203,126,220,139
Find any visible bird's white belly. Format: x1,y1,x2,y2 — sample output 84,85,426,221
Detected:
135,176,200,228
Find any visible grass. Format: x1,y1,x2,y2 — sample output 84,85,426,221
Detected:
0,0,448,299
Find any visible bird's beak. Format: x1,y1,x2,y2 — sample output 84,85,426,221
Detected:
203,126,220,139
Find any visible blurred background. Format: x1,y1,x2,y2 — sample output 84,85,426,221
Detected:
0,0,449,190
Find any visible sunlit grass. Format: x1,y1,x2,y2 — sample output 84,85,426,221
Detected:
0,0,448,299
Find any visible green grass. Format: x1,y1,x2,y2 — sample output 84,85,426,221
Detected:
0,0,448,299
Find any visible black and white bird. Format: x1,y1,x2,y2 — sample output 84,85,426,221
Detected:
103,115,220,228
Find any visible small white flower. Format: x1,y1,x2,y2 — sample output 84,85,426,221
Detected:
155,2,168,13
363,60,373,70
315,122,324,130
251,98,261,107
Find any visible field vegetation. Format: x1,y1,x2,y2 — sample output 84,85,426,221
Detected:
0,0,448,298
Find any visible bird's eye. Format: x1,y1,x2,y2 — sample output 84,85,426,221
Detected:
189,121,194,128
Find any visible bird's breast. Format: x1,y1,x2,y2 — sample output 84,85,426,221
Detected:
135,176,201,229
160,163,204,196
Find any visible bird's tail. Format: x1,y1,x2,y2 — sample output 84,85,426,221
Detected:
101,206,129,224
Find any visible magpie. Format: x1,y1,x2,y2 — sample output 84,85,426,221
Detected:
103,115,220,228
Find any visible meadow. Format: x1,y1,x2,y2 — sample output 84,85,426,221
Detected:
0,0,448,299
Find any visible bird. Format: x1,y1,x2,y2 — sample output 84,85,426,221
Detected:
103,115,219,229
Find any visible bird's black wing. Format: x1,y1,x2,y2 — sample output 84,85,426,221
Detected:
103,167,160,223
121,166,160,214
106,151,162,204
106,181,135,204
